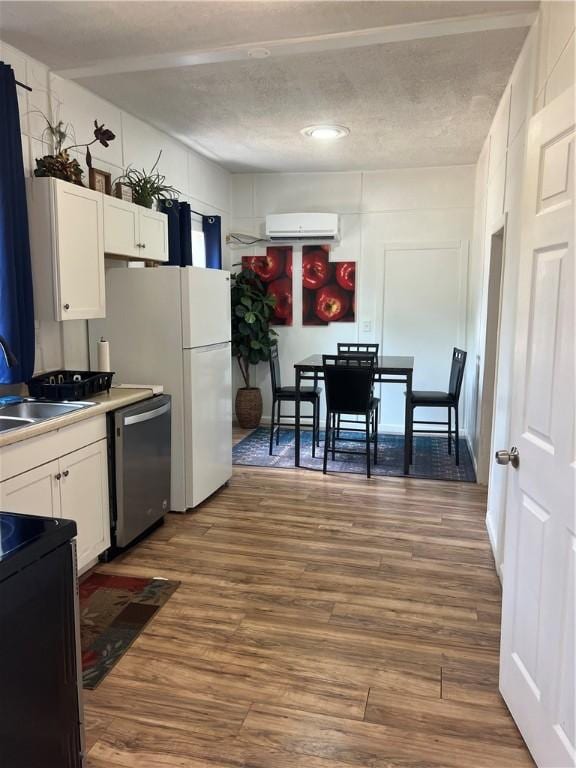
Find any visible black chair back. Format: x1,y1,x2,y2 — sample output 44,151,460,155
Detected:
337,343,379,360
269,343,282,392
448,348,467,401
323,355,374,414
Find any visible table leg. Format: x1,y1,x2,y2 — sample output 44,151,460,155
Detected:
295,367,301,467
404,371,412,474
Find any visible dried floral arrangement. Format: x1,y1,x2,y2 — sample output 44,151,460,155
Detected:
33,113,116,185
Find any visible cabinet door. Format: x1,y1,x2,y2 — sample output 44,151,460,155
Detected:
59,440,110,572
138,208,169,262
0,460,61,518
54,181,106,320
104,196,140,258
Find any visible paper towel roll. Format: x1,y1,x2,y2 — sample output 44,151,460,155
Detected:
97,338,111,372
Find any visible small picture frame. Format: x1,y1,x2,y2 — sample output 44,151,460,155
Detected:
114,182,133,203
89,167,112,195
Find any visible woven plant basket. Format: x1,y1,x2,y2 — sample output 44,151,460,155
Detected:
235,387,263,429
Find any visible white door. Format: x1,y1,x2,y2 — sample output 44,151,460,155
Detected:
499,87,575,768
54,180,105,319
138,207,169,262
379,242,467,431
59,440,110,572
0,461,61,518
184,343,232,508
103,196,140,258
181,267,232,348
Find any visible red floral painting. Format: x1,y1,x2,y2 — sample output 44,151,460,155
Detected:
302,245,355,325
243,246,293,326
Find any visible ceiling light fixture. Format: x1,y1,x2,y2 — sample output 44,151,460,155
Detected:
301,125,350,140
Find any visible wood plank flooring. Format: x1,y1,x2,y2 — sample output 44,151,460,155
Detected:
85,430,534,767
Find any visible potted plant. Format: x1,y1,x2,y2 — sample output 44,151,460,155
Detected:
231,266,277,428
33,114,116,185
113,150,180,208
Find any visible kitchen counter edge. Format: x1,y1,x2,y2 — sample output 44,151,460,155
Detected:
0,387,157,449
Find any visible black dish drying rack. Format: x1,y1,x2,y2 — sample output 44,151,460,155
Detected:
28,370,114,401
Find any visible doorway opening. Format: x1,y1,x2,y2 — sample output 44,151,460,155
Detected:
476,225,506,485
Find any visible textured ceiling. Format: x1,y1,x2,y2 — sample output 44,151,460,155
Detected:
0,1,536,68
77,27,529,172
0,1,536,172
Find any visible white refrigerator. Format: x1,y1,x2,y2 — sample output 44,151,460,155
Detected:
89,266,232,511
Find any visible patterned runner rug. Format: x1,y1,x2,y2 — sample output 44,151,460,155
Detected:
80,572,179,689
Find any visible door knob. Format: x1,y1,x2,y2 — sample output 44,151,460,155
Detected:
55,472,61,480
62,470,69,477
495,446,520,468
63,303,70,310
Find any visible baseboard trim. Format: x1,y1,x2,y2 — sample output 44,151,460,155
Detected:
486,511,503,584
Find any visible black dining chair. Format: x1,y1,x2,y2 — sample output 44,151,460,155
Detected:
269,343,321,456
322,355,378,478
335,343,379,438
407,347,467,465
337,342,380,358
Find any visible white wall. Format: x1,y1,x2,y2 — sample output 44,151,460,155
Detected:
231,166,474,431
465,1,575,573
0,39,231,378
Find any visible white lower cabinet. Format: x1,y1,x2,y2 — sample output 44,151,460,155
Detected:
59,440,110,570
0,420,111,574
0,460,61,518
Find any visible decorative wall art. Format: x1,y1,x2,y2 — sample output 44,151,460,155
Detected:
243,246,293,326
302,245,355,325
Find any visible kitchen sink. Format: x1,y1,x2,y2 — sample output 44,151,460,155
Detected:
0,417,36,433
0,401,93,420
0,400,96,434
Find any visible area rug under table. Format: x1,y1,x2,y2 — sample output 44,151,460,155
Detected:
234,427,476,483
79,572,179,689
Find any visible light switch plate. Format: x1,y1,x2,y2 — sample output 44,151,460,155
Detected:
362,320,372,333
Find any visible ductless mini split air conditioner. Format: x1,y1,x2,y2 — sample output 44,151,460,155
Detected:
265,212,340,243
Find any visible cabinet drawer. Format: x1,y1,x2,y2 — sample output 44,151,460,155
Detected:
0,415,107,481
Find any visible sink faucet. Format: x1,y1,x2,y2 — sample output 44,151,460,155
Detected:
0,335,17,368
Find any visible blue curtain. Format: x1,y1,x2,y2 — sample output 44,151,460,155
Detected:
203,214,222,269
0,63,35,383
159,200,192,267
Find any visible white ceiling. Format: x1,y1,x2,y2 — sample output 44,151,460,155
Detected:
0,1,538,172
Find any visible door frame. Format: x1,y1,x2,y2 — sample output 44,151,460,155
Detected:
476,213,508,488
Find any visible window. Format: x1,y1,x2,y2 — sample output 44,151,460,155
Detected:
191,215,206,268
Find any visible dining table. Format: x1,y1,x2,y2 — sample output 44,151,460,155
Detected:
293,354,415,474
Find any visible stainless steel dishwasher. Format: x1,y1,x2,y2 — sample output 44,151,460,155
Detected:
107,395,171,553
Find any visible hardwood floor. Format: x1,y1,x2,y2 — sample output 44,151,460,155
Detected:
85,430,534,767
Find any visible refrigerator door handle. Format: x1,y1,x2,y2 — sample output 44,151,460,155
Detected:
191,341,231,353
123,401,171,426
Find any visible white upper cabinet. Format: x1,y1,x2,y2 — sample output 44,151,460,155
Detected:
103,196,168,262
138,207,169,262
27,177,106,321
27,178,170,323
103,196,141,259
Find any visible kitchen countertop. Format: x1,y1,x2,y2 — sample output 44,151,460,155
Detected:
0,387,157,448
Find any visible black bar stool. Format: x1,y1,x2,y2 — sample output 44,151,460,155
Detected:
269,343,321,456
322,354,378,478
407,347,467,465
